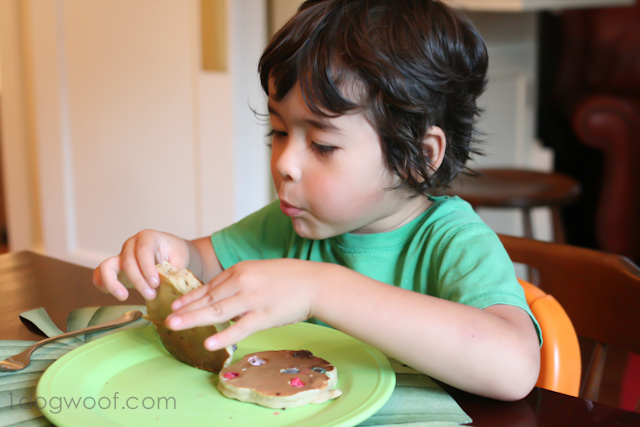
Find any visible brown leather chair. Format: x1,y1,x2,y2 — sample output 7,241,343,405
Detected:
499,233,640,406
537,3,640,409
538,2,640,264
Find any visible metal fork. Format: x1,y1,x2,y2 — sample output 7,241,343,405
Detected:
0,310,143,371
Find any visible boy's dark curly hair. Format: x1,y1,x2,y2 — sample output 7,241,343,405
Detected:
259,0,488,195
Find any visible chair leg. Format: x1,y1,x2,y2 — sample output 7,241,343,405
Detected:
581,342,608,402
522,208,534,240
551,207,567,244
521,208,541,284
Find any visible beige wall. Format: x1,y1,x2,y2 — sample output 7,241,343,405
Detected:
269,0,301,35
0,0,269,266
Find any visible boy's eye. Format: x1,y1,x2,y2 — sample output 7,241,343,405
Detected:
311,143,337,156
267,129,288,139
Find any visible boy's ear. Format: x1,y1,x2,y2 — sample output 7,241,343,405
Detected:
423,126,446,172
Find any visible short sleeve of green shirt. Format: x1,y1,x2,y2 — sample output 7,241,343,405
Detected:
434,221,532,310
211,197,541,344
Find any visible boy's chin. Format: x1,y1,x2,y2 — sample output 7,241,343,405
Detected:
290,218,339,241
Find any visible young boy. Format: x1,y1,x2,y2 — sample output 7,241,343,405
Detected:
94,0,541,401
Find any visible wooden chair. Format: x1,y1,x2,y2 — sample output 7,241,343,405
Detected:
499,233,640,403
448,168,581,243
519,278,581,396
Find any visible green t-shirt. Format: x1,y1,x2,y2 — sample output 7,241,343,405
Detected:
211,196,541,342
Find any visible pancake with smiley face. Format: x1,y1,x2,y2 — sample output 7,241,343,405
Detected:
218,350,342,408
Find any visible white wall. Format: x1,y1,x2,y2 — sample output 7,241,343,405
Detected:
0,0,269,267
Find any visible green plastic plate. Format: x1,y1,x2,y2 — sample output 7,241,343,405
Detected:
37,323,395,426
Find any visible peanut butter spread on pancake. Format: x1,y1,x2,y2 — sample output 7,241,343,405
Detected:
218,350,342,408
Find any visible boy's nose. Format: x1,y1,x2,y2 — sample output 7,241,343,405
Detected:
274,142,303,182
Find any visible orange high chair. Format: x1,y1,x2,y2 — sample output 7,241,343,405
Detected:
519,278,581,396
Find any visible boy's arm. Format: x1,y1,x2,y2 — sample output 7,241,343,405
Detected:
187,236,224,283
168,259,539,401
311,265,540,401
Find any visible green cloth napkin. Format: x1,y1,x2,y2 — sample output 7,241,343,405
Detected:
356,359,471,426
0,307,472,427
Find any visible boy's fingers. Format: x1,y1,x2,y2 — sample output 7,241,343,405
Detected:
171,288,215,313
94,257,129,301
204,314,261,351
137,257,160,290
120,255,156,300
134,238,162,289
172,283,239,316
172,272,238,313
171,284,211,311
167,293,245,330
92,266,109,293
172,269,232,310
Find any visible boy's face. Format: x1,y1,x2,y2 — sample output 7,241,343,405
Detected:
268,79,430,239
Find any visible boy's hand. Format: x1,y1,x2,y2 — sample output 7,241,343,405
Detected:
92,230,191,302
165,258,327,351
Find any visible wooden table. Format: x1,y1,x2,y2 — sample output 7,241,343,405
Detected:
0,250,145,341
2,251,640,426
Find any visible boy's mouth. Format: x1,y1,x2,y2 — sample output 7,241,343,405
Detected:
279,200,304,217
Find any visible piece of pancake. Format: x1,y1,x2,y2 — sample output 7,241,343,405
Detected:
144,261,234,373
218,350,342,408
